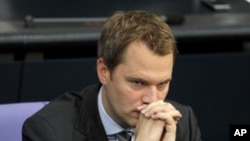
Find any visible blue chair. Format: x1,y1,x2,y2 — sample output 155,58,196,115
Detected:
0,102,48,141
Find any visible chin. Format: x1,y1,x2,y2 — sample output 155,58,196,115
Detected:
127,120,137,128
127,112,140,128
130,111,140,119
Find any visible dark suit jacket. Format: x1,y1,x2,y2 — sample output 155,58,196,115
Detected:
22,84,201,141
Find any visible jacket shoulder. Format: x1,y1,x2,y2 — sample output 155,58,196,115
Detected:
166,99,202,141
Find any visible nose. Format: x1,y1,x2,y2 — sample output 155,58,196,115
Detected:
141,86,158,104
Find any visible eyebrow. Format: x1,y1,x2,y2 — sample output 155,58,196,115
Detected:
159,79,172,85
126,76,172,85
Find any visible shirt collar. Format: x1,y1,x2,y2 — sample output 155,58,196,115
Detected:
97,86,124,135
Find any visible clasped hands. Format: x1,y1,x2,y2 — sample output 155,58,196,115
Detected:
135,100,182,141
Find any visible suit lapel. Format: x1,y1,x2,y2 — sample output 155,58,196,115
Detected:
74,84,108,141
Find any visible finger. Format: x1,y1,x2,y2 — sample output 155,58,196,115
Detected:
136,104,148,111
142,101,176,114
151,110,182,124
135,113,164,140
141,100,165,115
141,101,176,118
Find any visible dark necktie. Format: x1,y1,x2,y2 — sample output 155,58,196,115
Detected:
116,130,133,141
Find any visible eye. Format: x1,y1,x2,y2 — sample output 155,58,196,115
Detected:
131,80,144,86
158,81,170,88
158,83,166,88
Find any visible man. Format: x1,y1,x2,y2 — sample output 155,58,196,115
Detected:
22,10,201,141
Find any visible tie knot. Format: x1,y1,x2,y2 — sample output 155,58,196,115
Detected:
116,130,133,141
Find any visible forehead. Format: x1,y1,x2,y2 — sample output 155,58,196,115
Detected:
122,40,173,65
114,40,173,82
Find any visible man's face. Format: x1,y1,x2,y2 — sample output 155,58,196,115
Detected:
98,40,174,128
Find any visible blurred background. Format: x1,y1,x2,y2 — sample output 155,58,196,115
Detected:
0,0,250,141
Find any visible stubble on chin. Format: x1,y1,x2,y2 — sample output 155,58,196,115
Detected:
128,111,141,128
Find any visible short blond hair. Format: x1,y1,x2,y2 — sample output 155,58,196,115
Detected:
98,10,177,73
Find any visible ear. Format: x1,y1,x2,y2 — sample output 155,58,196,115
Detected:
96,58,109,85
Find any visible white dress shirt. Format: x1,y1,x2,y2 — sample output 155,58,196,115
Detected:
97,86,135,141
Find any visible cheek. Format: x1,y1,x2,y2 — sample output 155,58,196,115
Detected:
118,87,140,104
159,86,170,100
159,93,168,100
113,85,143,109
